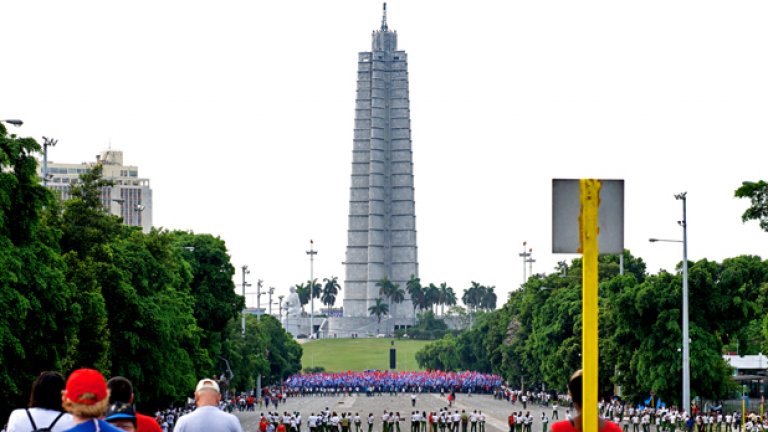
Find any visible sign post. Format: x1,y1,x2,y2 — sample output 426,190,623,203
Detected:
553,178,624,432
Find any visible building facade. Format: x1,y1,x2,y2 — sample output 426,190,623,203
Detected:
342,4,418,323
42,150,153,232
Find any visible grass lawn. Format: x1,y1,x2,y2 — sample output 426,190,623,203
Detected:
300,338,431,372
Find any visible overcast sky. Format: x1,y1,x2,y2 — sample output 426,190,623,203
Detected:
3,1,767,309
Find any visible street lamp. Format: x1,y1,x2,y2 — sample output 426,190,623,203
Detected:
268,287,275,315
241,265,252,337
0,119,23,127
41,136,58,187
649,191,689,414
306,240,317,339
519,241,531,284
278,295,284,321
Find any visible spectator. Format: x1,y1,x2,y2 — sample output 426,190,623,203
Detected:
550,370,621,432
174,379,241,432
107,377,162,432
61,368,124,432
104,402,137,432
6,372,76,432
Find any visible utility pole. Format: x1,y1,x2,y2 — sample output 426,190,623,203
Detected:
519,241,531,284
278,295,284,320
241,265,251,337
306,240,318,339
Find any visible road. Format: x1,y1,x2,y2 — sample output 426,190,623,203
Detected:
233,394,560,432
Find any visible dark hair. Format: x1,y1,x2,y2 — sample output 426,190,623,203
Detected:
567,370,583,407
107,376,133,404
29,371,66,410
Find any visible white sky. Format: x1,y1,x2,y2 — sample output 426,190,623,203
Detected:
3,1,767,309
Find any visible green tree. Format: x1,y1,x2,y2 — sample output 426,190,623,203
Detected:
735,180,768,231
406,275,424,316
295,283,310,311
368,297,389,334
0,126,79,417
321,276,341,309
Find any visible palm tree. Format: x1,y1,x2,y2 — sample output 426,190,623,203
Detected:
438,282,455,316
368,297,389,334
295,283,310,312
406,275,423,317
389,285,405,318
462,281,484,312
480,285,497,311
321,276,342,309
307,278,322,315
444,286,457,313
426,283,440,314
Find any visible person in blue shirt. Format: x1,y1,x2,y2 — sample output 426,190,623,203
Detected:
61,369,124,432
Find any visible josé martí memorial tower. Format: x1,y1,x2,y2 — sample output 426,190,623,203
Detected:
330,4,418,337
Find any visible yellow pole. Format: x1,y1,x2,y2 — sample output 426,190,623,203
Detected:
580,179,600,432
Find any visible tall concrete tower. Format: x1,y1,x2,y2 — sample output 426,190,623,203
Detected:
343,3,417,325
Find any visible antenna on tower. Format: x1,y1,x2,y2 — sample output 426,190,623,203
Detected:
381,2,388,31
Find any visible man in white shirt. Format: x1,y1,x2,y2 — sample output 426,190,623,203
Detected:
175,379,242,432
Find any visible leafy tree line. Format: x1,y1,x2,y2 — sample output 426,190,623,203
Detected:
416,250,768,406
0,126,300,421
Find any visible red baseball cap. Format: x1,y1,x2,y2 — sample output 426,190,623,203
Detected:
65,368,108,405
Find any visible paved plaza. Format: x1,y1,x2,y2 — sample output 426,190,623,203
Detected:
234,394,559,432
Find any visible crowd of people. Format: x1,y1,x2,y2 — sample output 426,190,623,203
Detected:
283,371,503,396
6,368,768,432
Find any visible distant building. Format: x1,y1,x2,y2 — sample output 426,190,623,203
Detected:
42,149,152,232
724,353,768,397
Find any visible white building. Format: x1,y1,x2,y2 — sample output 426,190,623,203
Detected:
42,150,152,232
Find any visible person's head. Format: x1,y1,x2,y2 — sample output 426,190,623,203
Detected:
194,378,221,407
107,376,134,404
62,368,110,419
29,371,67,410
567,370,583,411
105,402,137,432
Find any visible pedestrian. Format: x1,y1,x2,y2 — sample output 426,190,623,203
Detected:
174,378,242,432
549,370,621,432
60,368,124,432
540,413,548,432
107,377,162,432
6,371,76,432
104,403,137,432
367,414,374,432
412,394,417,408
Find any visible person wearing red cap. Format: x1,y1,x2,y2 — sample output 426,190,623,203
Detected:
60,368,124,432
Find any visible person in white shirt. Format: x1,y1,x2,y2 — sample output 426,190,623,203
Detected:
367,414,375,432
478,412,485,432
6,372,76,432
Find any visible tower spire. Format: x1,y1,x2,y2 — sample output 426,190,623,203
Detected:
381,2,388,31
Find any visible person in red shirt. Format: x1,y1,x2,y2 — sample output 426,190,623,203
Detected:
277,422,287,432
259,416,269,432
507,414,515,432
107,377,163,432
551,370,621,432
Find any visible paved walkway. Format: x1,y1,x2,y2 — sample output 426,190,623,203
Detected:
234,394,561,432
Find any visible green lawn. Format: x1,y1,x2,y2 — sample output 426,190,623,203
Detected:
300,338,430,372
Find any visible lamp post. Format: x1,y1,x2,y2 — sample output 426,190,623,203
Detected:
268,287,275,315
525,247,535,277
278,295,284,320
41,136,58,187
306,240,317,339
241,265,252,337
649,191,689,414
519,241,531,284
